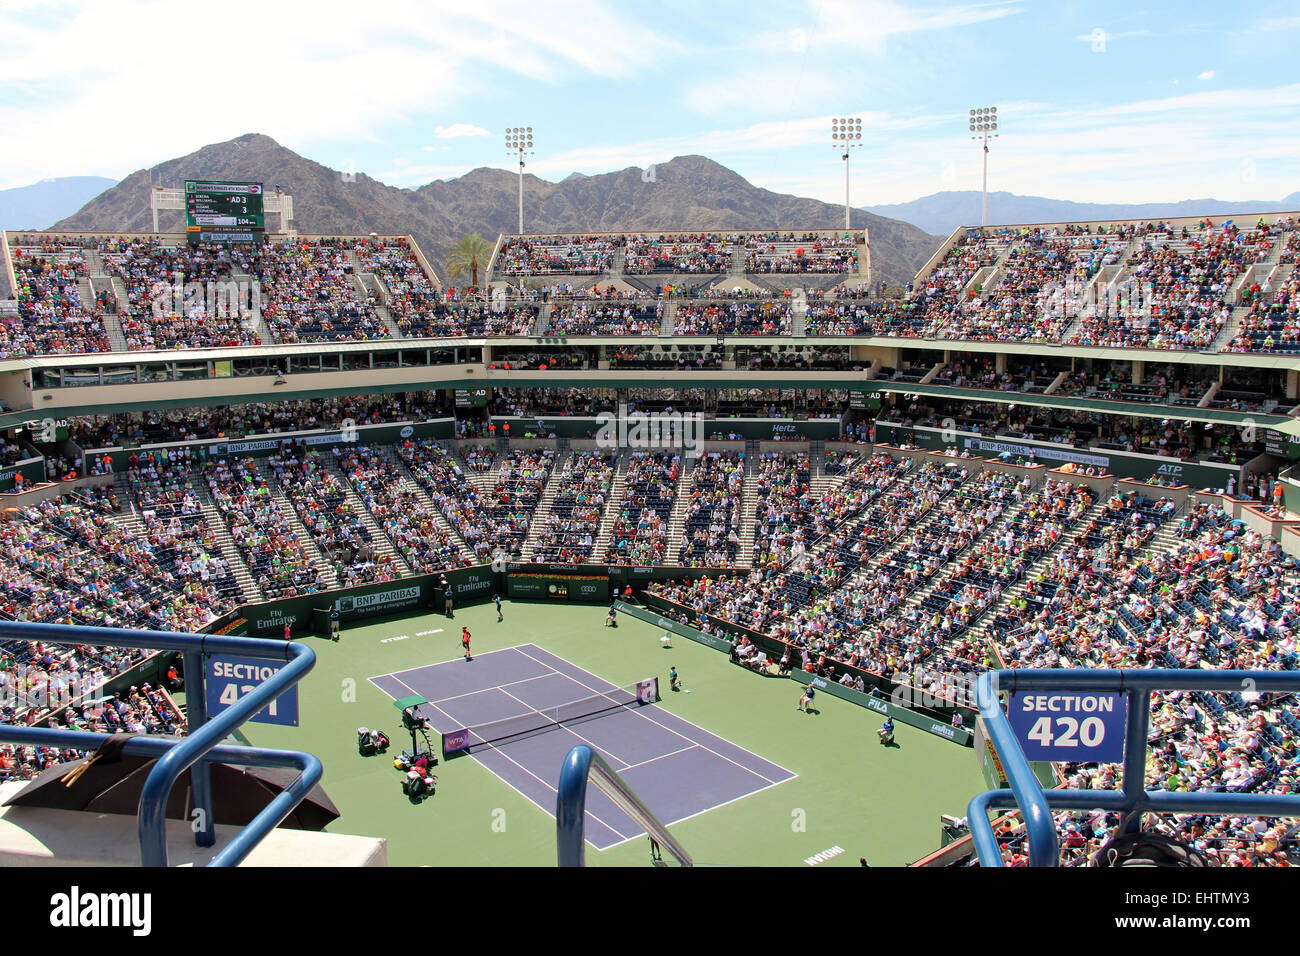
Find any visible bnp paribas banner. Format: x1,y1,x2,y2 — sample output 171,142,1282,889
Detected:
83,419,455,472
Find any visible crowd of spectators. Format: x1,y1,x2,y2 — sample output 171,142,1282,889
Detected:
106,238,263,350
674,301,792,335
498,235,617,275
5,242,110,357
604,452,681,566
626,234,727,274
268,446,399,588
2,681,185,783
531,451,614,563
203,457,328,597
547,303,661,335
64,393,451,449
677,452,744,568
339,444,468,573
402,442,554,561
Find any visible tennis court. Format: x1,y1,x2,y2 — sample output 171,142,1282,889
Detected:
369,643,797,849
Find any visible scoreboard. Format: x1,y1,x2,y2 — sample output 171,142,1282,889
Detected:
185,180,265,243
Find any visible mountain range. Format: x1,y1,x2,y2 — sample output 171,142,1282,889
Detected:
866,190,1300,238
50,134,941,288
1,176,118,231
32,136,1300,290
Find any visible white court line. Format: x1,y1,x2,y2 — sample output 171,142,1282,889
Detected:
512,644,794,787
373,643,794,850
619,743,699,772
366,644,522,685
406,694,625,850
596,774,798,851
461,726,632,844
366,645,634,849
495,684,632,773
369,673,421,703
428,672,566,709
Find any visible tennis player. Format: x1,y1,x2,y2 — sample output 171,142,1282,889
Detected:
669,666,680,692
797,684,815,713
496,594,504,623
878,716,895,744
462,626,472,661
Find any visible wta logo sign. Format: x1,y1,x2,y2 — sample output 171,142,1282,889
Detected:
443,728,472,753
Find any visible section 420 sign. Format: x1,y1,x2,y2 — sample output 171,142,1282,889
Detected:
1006,692,1126,763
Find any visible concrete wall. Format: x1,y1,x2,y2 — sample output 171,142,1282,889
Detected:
1241,503,1300,541
1117,477,1190,509
0,781,387,867
1047,466,1114,497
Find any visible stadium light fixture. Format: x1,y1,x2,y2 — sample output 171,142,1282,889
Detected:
831,117,863,232
968,106,999,228
505,127,535,234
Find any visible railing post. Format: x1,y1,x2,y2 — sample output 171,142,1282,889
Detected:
183,648,215,848
557,745,592,867
1120,685,1150,832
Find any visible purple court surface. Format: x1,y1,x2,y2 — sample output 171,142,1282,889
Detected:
369,643,796,850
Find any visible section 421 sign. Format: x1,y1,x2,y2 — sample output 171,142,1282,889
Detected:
205,655,299,727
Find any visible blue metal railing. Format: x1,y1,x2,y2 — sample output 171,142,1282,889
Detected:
557,745,692,866
0,620,318,867
968,667,1300,867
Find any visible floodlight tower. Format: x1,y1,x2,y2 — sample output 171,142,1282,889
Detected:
968,106,999,228
831,117,863,231
505,127,535,234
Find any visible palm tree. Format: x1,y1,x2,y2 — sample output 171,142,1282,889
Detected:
445,233,493,289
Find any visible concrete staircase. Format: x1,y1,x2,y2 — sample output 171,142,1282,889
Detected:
254,461,342,590
735,445,761,567
83,248,105,277
728,244,746,275
533,303,553,335
323,460,413,574
193,494,265,604
520,449,573,560
592,459,629,560
97,285,129,351
391,450,478,558
374,302,402,338
456,444,499,493
660,298,678,335
227,263,275,344
662,458,697,562
1210,305,1248,352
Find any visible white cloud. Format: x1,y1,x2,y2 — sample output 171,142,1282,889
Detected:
1248,16,1300,32
433,123,491,139
1198,70,1216,80
376,162,480,185
1073,29,1151,43
682,0,1022,114
0,0,682,187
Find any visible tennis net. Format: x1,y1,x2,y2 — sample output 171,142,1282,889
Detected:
442,677,659,754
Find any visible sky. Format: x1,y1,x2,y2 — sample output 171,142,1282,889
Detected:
2,0,1299,207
